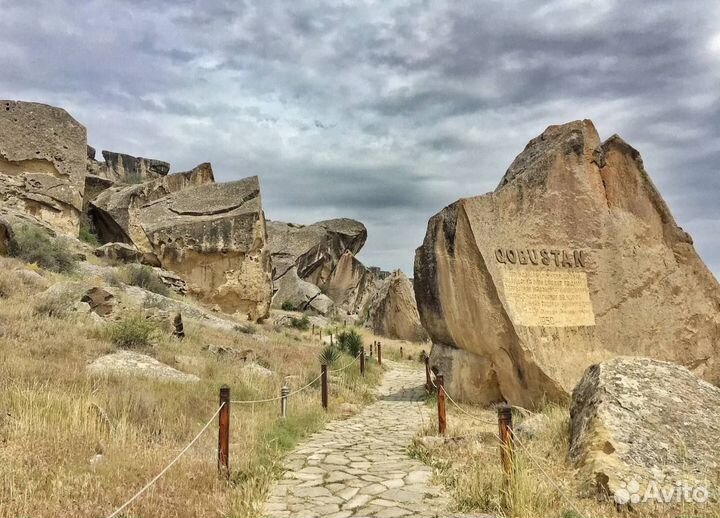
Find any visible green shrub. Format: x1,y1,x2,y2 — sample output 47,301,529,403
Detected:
120,264,169,296
107,314,157,348
289,315,310,331
281,300,296,311
78,223,99,246
319,345,341,366
9,224,77,273
234,323,257,335
336,329,363,357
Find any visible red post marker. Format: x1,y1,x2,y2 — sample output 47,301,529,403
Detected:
218,385,230,476
437,375,446,435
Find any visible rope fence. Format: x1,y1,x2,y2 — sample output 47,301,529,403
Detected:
426,367,587,518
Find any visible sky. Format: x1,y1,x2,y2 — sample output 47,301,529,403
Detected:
1,0,719,276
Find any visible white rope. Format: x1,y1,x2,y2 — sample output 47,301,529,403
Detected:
440,386,498,427
105,403,224,518
329,353,360,373
230,372,324,404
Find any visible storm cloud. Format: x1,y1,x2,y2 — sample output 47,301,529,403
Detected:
1,0,719,275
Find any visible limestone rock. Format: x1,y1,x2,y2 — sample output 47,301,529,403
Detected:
80,287,115,317
94,242,142,263
241,362,273,378
272,265,335,315
98,150,170,183
363,270,427,342
87,351,199,383
569,357,720,501
91,168,272,321
0,100,87,235
415,120,720,407
0,217,13,255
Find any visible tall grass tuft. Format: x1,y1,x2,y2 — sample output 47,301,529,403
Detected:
336,328,363,357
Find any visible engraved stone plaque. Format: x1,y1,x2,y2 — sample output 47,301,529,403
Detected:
501,269,595,327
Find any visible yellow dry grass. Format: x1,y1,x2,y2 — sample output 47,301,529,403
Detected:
0,256,383,518
412,399,720,518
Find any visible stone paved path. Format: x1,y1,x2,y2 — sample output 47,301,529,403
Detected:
263,361,451,518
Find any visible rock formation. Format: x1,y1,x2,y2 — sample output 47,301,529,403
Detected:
363,270,428,342
91,168,272,321
0,100,87,236
570,357,720,501
267,219,367,313
87,149,170,183
415,119,720,407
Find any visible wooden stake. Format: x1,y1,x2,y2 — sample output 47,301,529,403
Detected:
498,405,515,507
321,364,328,410
218,385,230,476
437,375,446,435
360,348,366,377
424,353,432,392
377,341,382,366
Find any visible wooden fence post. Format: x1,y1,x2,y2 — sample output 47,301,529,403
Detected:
321,364,328,410
312,324,315,335
360,347,366,377
377,341,382,366
437,375,446,435
498,405,515,505
218,385,230,476
424,354,432,392
280,386,290,418
369,342,373,357
400,346,403,359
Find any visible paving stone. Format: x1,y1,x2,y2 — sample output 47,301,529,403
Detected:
261,361,453,517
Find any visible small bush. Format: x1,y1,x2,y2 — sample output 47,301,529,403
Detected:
336,329,363,357
78,223,99,246
234,323,257,335
120,264,169,296
319,345,340,366
107,314,157,348
9,224,77,273
281,300,296,311
289,315,310,331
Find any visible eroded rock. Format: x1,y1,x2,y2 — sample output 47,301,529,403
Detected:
363,270,427,342
569,357,720,502
0,100,87,236
87,351,199,383
415,120,720,407
91,168,272,320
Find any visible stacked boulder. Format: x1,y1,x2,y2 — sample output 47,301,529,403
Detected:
415,120,720,407
363,270,428,342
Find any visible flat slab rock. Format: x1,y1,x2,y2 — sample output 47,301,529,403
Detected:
87,351,199,382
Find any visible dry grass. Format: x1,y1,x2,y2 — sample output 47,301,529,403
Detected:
411,399,720,518
0,256,383,518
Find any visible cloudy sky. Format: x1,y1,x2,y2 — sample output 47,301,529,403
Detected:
2,0,719,275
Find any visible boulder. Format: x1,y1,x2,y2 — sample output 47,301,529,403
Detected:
0,217,13,255
87,351,199,383
0,101,87,236
363,270,428,342
415,120,720,407
272,265,335,315
94,242,142,263
80,286,115,317
569,357,720,502
91,168,271,321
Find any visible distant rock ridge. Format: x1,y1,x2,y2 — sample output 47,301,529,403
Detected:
415,119,720,407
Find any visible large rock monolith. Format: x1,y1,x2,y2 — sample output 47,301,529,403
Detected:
414,120,720,407
0,100,87,235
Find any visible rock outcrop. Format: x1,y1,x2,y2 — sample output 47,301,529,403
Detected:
415,120,720,407
363,270,428,342
267,219,367,312
87,150,170,183
569,357,720,502
0,100,87,236
91,169,272,321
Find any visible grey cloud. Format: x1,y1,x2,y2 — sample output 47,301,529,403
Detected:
0,0,718,277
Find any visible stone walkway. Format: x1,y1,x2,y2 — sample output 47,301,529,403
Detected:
263,361,451,518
